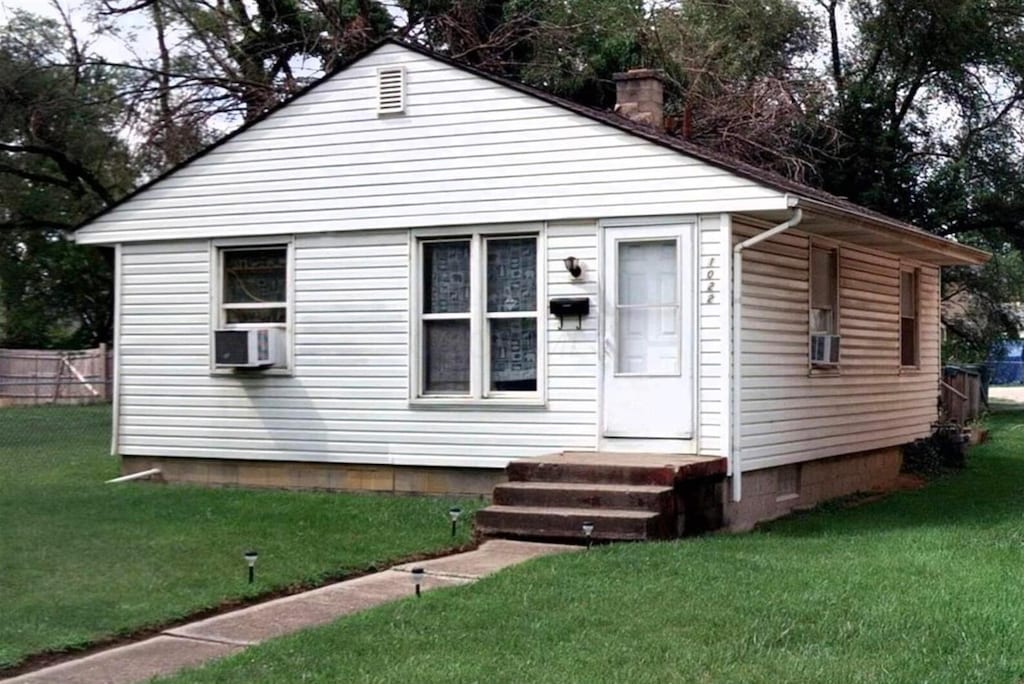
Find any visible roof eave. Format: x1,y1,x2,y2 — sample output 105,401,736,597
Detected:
794,197,991,267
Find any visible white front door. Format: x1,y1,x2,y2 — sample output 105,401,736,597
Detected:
602,224,694,439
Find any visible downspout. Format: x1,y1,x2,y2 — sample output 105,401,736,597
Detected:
731,204,803,502
106,468,161,484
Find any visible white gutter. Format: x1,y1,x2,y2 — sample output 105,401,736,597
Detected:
730,206,803,502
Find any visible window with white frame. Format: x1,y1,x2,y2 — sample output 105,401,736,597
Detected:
810,244,838,336
418,233,540,398
219,245,289,325
900,268,919,367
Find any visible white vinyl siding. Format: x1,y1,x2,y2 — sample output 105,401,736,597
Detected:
698,214,729,457
77,43,787,246
734,219,940,471
117,226,597,468
546,220,600,440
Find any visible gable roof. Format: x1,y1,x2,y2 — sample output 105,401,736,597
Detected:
74,38,988,265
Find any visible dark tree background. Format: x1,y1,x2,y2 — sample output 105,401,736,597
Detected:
1,0,1022,358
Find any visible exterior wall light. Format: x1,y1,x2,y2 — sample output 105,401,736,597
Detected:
563,256,583,278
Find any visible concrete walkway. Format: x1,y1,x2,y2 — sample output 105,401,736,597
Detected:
990,386,1024,406
5,540,578,684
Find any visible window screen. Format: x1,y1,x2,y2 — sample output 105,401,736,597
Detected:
221,247,287,324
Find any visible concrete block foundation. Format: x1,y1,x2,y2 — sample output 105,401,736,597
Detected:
121,456,503,497
724,446,903,532
126,444,903,534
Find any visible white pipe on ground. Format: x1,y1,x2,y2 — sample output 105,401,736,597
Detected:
106,468,161,484
731,206,803,503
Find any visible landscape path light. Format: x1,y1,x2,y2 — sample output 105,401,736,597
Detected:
581,521,595,549
448,507,462,538
411,567,425,597
244,550,258,584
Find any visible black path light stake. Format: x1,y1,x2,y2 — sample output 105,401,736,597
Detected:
448,507,462,538
244,550,258,584
411,567,425,597
581,521,595,549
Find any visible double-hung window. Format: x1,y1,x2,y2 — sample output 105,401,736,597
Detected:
809,243,840,368
810,244,838,337
418,232,541,400
213,241,292,372
900,268,919,367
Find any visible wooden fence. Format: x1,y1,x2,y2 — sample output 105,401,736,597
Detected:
0,346,112,406
941,366,985,425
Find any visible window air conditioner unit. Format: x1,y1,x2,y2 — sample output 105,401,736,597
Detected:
810,334,840,366
214,328,283,369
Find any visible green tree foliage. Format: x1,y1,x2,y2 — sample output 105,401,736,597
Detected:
0,11,134,347
404,0,1024,355
2,0,1022,356
149,0,395,118
98,0,396,167
402,0,827,176
0,1,397,348
814,0,1024,355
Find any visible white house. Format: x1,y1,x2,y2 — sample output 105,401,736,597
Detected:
75,40,988,534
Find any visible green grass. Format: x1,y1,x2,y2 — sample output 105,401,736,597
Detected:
0,404,482,670
167,411,1024,684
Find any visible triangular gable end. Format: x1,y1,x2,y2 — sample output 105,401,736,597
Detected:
74,42,789,245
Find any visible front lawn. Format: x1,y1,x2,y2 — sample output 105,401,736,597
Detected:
169,411,1024,683
0,404,481,671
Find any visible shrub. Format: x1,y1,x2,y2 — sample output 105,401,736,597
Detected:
902,424,968,476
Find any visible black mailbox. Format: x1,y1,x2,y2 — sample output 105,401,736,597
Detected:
549,297,590,330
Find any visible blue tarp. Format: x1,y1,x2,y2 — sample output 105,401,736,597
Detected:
989,341,1024,385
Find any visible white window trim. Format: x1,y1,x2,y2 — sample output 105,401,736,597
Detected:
410,225,546,407
808,238,841,373
900,264,921,370
209,235,295,376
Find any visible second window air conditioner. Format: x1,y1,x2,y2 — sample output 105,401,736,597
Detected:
810,334,840,366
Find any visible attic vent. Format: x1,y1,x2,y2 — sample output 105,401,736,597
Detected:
377,66,406,115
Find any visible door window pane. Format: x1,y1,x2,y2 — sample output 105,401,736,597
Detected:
487,237,537,312
490,318,537,391
616,239,679,375
618,240,676,306
424,320,470,393
423,241,470,313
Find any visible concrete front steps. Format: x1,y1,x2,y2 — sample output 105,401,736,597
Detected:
476,452,727,543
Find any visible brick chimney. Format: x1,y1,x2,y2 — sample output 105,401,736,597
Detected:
613,69,665,129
